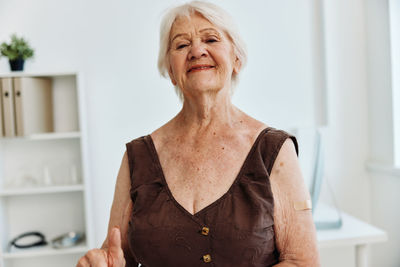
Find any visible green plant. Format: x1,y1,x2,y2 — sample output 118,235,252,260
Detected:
0,34,34,61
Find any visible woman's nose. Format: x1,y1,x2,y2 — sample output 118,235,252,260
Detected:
188,41,207,60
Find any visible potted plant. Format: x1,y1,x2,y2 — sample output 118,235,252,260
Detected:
0,34,34,71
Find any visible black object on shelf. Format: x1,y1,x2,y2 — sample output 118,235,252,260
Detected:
9,231,47,249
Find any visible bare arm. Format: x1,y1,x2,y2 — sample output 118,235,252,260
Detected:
270,139,320,267
77,151,132,267
101,151,133,256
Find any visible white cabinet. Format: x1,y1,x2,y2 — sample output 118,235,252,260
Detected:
0,72,93,267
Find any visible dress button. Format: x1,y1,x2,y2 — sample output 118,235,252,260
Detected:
201,226,209,236
203,254,212,262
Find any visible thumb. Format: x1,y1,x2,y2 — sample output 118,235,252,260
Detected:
108,227,124,266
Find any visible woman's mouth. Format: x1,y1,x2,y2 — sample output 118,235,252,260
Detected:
187,65,215,73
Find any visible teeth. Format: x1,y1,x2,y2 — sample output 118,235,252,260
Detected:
192,66,212,71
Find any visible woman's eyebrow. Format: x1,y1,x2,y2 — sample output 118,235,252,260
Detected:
199,28,220,35
171,33,190,42
171,28,221,43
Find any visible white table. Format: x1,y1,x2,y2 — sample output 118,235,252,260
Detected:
316,203,387,267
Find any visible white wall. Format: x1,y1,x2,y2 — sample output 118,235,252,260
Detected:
321,0,371,219
1,0,393,266
318,0,372,265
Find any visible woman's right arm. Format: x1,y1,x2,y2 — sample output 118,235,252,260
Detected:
77,151,133,267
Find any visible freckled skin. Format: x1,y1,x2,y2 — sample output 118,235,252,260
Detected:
270,140,320,266
153,123,267,216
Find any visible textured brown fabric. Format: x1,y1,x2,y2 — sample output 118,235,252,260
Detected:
125,127,298,267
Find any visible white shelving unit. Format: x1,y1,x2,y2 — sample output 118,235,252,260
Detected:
0,72,93,267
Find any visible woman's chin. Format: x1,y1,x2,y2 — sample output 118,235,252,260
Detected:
184,82,224,95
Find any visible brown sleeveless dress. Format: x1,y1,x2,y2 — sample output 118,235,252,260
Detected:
124,127,298,267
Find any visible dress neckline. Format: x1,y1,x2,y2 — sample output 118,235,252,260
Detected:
146,127,271,218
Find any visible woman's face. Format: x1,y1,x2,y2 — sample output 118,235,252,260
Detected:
168,13,239,98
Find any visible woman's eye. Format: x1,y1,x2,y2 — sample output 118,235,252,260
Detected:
177,44,188,49
206,39,217,43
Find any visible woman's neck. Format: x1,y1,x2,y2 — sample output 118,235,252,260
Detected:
174,88,242,134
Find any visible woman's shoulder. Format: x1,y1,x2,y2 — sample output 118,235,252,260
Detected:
125,135,148,148
243,115,292,139
260,126,299,158
124,124,169,146
264,126,296,139
246,126,298,177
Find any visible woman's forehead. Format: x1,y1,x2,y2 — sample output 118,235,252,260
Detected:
170,13,220,38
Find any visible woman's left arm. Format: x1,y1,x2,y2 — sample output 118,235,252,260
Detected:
270,138,320,267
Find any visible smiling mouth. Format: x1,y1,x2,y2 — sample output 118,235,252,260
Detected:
187,66,215,73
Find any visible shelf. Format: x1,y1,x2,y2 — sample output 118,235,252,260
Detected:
2,242,88,259
0,72,93,267
0,185,84,197
316,203,387,248
0,132,81,141
0,71,79,78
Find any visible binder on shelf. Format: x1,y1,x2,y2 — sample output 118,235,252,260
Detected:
13,77,53,136
1,78,16,137
52,76,79,132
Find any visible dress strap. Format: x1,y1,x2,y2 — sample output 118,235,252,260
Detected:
258,128,298,175
125,135,162,189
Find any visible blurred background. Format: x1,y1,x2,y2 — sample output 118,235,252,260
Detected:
0,0,398,266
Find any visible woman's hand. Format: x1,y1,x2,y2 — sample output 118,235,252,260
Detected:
77,227,126,267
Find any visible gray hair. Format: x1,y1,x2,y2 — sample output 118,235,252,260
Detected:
157,1,247,101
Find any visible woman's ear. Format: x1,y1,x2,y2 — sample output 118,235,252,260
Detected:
168,66,177,86
233,57,241,75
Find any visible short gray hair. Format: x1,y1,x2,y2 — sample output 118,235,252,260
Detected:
157,1,247,101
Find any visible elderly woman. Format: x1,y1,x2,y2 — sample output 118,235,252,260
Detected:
77,1,320,267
